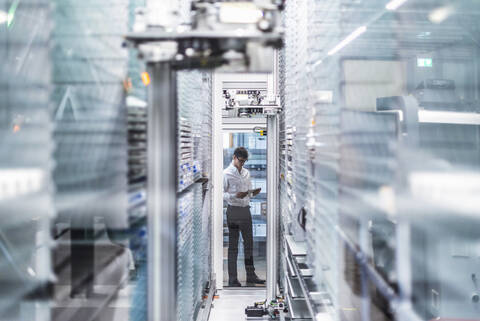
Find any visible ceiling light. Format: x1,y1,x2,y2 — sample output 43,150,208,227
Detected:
429,5,454,24
327,26,367,56
7,0,20,28
385,0,408,11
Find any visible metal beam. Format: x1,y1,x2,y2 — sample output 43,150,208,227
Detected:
266,115,279,302
147,62,177,321
212,73,224,290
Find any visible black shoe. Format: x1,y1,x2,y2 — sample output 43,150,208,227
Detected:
246,275,265,286
228,279,242,287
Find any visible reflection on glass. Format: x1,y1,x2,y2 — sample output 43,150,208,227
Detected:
281,0,480,320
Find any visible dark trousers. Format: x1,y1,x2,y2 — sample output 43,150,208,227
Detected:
227,205,255,281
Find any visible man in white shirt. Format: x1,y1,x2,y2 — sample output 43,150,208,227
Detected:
223,147,264,287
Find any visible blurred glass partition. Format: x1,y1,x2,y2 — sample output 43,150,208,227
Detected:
0,0,215,320
223,132,267,287
0,0,54,320
51,1,130,321
279,0,480,320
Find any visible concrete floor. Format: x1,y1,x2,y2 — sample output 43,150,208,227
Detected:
102,287,268,321
208,288,267,321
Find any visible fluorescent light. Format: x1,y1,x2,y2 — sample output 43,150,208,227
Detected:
327,26,367,56
0,10,7,24
429,5,454,24
7,0,20,28
312,59,323,68
385,0,408,11
418,110,480,125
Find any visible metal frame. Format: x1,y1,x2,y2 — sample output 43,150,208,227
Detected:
194,280,216,321
222,118,267,132
211,51,280,302
212,72,272,290
287,241,321,319
212,73,225,290
266,115,279,302
220,120,269,289
215,116,279,296
147,62,177,321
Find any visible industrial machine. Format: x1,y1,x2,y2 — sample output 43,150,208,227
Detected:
126,0,284,71
222,88,280,118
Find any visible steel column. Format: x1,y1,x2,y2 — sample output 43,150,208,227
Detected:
266,115,279,302
147,62,177,321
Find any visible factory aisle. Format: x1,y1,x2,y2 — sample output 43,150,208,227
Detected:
209,288,266,321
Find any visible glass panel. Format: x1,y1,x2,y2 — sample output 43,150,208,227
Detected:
280,0,480,320
223,132,267,287
0,1,54,319
51,2,131,321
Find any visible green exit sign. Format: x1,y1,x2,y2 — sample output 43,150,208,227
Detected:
417,58,433,67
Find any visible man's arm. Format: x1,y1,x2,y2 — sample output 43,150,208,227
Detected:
223,175,235,202
224,174,248,200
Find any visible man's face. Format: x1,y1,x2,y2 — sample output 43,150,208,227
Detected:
233,155,247,170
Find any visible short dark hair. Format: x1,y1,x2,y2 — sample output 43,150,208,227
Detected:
233,147,248,160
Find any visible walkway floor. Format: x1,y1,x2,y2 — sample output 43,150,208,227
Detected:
208,288,267,321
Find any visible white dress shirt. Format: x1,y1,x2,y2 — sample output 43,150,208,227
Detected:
223,162,252,207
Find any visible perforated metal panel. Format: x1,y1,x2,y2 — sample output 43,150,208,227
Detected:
176,70,213,321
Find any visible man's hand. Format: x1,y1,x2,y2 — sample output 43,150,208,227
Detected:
236,191,249,199
252,188,261,196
